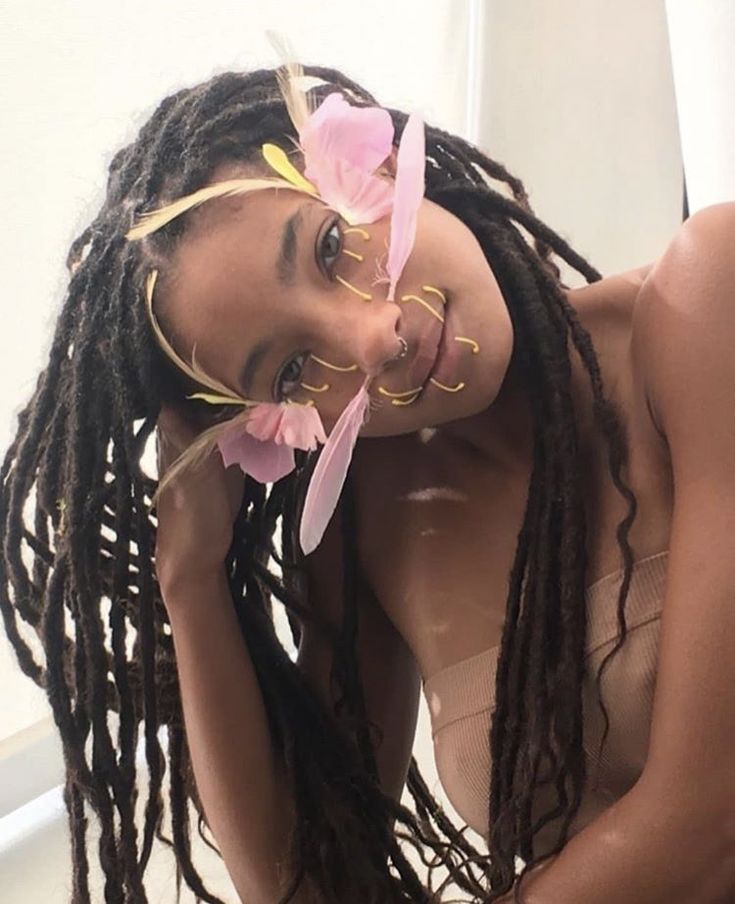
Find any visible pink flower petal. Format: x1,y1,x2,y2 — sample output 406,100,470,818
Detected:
218,426,296,483
308,160,394,224
242,403,285,442
216,402,328,484
278,404,328,449
300,92,396,225
386,112,425,301
301,93,394,175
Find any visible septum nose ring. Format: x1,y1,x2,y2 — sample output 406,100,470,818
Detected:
394,336,409,360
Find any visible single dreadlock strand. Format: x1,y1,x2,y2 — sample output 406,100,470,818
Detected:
64,778,92,904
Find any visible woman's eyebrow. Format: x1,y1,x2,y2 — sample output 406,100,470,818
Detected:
276,203,309,286
239,337,272,396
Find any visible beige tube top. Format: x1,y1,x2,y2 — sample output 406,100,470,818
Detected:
422,550,669,851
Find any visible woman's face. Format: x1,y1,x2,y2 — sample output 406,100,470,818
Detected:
159,170,515,438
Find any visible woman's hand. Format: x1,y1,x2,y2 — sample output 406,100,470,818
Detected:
154,404,245,597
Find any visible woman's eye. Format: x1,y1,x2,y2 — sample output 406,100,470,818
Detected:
318,218,342,276
276,353,308,400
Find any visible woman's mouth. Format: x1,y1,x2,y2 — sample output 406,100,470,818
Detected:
407,314,444,388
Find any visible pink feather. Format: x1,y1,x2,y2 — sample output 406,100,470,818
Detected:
386,112,426,301
299,379,372,555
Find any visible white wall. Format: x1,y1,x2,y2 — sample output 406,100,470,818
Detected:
665,0,735,211
0,1,688,901
476,0,683,286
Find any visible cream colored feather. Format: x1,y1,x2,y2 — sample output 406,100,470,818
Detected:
266,30,316,134
144,270,255,406
153,408,252,506
126,177,299,241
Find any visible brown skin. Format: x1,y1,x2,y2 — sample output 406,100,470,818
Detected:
154,197,735,900
155,166,666,675
155,163,515,443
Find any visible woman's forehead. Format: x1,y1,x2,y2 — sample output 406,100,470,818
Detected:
173,191,309,301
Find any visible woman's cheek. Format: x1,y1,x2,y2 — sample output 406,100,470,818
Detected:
296,362,362,432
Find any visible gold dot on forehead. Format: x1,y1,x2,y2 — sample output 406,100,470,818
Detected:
400,294,444,323
377,385,423,398
421,285,447,305
310,354,359,372
429,378,465,392
343,226,371,240
454,336,480,353
342,248,364,262
300,381,330,393
336,274,372,301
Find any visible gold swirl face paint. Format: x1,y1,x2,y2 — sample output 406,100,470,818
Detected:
454,336,479,354
429,377,465,392
336,274,372,300
310,355,358,372
400,294,445,323
370,284,480,405
421,284,447,305
342,248,364,262
300,381,330,392
342,226,371,240
377,385,423,398
391,391,421,406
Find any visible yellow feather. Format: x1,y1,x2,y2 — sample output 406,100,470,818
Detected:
262,143,317,194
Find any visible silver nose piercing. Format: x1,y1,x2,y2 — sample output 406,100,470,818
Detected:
395,336,408,360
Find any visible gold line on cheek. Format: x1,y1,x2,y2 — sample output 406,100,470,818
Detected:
429,377,465,392
342,248,364,262
400,294,444,323
343,226,371,240
454,336,480,353
421,284,447,305
391,391,421,406
336,274,372,301
310,354,359,372
377,385,423,398
300,381,330,393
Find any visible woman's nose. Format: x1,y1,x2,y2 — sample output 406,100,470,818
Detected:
333,300,404,377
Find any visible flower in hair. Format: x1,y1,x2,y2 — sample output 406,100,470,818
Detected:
299,92,395,224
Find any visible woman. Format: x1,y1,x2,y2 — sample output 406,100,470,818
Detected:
2,60,734,903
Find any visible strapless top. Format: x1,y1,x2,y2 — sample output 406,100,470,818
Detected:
422,550,669,850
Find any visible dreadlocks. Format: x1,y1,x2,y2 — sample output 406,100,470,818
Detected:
0,64,639,902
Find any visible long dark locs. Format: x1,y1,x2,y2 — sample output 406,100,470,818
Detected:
0,64,640,902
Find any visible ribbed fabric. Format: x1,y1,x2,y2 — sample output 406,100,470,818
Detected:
422,550,669,846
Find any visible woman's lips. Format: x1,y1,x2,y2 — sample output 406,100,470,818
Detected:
407,310,445,388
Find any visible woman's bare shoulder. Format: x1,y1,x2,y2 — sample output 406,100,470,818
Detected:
631,202,735,434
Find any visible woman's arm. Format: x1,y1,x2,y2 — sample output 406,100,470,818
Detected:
163,568,305,904
163,512,423,904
